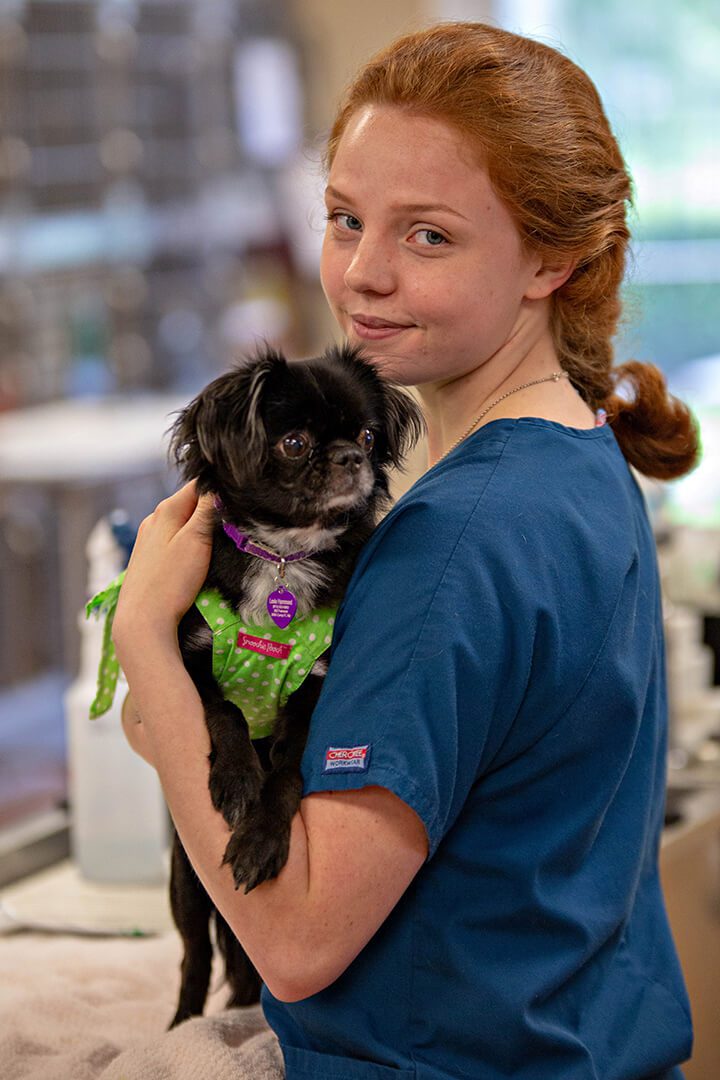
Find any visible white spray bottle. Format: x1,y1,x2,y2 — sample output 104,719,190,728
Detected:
64,512,168,883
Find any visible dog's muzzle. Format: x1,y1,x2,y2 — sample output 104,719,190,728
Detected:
322,444,374,509
328,444,365,472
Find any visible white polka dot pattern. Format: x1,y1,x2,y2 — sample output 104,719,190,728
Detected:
85,573,338,739
198,587,338,739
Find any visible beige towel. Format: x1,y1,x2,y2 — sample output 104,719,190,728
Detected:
101,1009,283,1080
0,931,284,1079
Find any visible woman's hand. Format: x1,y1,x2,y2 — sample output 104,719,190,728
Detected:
112,481,214,669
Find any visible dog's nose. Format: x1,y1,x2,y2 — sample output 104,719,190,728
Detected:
329,444,364,472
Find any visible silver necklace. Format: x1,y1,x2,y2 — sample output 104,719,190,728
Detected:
443,371,569,460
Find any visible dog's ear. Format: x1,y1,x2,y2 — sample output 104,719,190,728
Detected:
223,349,284,478
168,393,218,484
328,343,426,468
377,382,426,468
168,349,285,487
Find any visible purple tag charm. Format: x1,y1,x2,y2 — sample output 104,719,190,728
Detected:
267,586,298,629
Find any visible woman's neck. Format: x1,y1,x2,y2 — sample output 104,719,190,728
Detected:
418,322,592,467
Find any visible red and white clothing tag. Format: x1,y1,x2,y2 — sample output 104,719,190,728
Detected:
237,632,292,660
323,745,371,773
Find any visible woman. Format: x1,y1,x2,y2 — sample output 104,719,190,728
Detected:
115,22,698,1079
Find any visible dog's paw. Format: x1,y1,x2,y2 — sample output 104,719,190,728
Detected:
208,760,263,828
222,813,291,893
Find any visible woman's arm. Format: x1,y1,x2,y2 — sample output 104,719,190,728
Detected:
121,692,154,764
113,484,427,1002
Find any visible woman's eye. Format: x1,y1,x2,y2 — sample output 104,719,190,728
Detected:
329,211,362,233
413,228,447,247
279,432,311,459
357,428,375,453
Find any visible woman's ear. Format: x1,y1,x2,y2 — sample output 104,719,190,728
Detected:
523,255,577,300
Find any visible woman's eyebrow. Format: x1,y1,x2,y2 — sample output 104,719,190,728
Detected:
324,185,469,221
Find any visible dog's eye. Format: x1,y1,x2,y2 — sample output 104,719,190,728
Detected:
278,432,311,459
357,428,375,454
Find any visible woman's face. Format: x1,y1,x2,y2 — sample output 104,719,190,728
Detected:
320,106,546,389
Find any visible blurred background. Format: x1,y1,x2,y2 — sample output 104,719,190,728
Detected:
0,0,719,1073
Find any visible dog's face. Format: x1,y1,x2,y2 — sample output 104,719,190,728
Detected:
169,345,424,530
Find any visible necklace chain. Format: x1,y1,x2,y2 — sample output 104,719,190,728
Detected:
443,371,569,460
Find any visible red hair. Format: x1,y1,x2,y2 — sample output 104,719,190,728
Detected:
326,22,699,480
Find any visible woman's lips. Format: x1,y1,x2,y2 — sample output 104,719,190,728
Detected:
349,315,413,341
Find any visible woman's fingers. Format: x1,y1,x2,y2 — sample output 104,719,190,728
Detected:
115,479,215,639
155,479,201,528
183,491,216,542
134,481,207,550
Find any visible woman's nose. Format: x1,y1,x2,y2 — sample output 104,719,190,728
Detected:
343,236,396,295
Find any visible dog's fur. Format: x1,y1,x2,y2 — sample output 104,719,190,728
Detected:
166,344,424,1026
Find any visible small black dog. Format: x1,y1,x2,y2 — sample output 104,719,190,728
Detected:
166,343,424,1026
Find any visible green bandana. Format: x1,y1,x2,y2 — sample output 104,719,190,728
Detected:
86,573,337,739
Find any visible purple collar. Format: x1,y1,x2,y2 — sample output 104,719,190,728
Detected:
214,498,308,573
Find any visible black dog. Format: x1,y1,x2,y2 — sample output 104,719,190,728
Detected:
166,343,424,1026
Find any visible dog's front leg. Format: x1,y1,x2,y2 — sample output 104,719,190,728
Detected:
179,611,264,829
222,673,322,892
204,700,265,830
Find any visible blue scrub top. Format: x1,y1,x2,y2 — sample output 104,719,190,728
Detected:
262,417,692,1080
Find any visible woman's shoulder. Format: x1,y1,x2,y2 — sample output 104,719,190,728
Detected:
358,416,644,596
387,417,628,530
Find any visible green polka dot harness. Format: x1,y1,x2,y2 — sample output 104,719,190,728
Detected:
86,572,337,739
